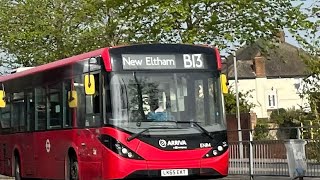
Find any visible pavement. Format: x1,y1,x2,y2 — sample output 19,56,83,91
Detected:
0,175,11,180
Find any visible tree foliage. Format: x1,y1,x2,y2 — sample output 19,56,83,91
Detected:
269,108,316,139
0,0,130,67
254,120,270,140
0,0,317,71
223,89,255,114
297,1,320,118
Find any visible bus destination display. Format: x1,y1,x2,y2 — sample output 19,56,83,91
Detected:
122,54,207,70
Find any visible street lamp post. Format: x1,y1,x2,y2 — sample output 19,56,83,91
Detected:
233,50,243,159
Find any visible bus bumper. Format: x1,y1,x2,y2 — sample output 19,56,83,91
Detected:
101,150,229,179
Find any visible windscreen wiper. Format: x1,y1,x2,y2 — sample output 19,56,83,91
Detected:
172,121,214,140
127,126,179,142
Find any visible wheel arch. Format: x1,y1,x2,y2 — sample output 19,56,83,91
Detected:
12,147,21,177
64,145,78,179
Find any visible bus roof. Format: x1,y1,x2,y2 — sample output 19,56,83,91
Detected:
0,48,107,83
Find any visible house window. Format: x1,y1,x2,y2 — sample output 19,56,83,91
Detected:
266,90,278,109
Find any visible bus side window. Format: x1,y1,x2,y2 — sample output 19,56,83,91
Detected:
63,81,72,128
74,75,85,127
12,92,25,132
35,87,46,131
0,94,11,133
26,90,34,132
48,83,62,129
85,73,101,127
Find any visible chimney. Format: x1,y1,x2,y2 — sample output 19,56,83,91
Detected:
253,56,266,78
276,30,285,43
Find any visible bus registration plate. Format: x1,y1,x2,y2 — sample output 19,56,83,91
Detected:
161,169,188,177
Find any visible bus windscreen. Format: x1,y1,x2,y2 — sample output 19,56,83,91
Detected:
108,71,225,135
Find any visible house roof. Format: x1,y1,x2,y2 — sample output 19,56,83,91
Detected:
223,40,309,79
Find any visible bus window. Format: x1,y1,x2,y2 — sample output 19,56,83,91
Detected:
26,90,34,132
74,75,85,127
84,73,101,127
12,92,25,132
63,81,72,128
35,88,46,131
74,73,101,128
208,78,222,124
0,94,11,131
48,83,62,129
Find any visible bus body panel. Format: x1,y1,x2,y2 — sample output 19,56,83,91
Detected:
98,135,229,179
200,149,229,175
97,127,229,179
136,142,210,161
78,161,102,180
0,135,11,176
12,135,32,176
32,130,73,179
102,148,148,179
18,133,35,176
100,127,142,151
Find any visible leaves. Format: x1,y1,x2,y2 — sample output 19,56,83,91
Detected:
223,88,255,114
0,0,318,71
0,0,130,68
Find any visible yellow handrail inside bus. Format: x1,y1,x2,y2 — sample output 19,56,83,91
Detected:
220,74,228,94
84,74,95,95
68,90,78,108
0,90,6,108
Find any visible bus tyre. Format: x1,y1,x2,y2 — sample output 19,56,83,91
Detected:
14,156,22,180
69,156,79,180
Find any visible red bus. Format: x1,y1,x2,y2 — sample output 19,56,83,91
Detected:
0,44,228,179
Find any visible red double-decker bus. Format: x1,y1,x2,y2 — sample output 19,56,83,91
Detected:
0,44,228,179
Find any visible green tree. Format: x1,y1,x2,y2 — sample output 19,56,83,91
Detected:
223,89,255,114
254,120,270,140
298,1,320,118
269,108,314,139
0,0,317,70
0,0,130,67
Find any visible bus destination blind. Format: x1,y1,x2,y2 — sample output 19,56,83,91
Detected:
122,54,207,70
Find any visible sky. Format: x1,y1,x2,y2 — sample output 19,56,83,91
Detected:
285,0,319,48
219,0,319,57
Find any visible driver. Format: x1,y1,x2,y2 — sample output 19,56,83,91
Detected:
147,100,170,121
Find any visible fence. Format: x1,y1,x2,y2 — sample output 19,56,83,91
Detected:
228,127,320,178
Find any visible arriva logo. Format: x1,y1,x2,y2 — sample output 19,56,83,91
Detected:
159,139,187,148
159,139,167,148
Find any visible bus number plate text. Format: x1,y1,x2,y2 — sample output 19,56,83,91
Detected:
161,169,188,177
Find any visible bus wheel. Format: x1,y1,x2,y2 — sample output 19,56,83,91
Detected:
69,156,79,180
14,156,22,180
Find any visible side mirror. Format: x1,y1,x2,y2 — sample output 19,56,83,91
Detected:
0,90,6,108
84,74,95,95
68,90,78,108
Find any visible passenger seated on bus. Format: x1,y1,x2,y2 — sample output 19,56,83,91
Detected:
147,102,173,121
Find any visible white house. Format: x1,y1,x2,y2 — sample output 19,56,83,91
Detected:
223,33,310,119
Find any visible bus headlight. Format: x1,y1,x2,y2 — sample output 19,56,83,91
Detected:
121,147,128,154
203,141,228,158
98,134,144,160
